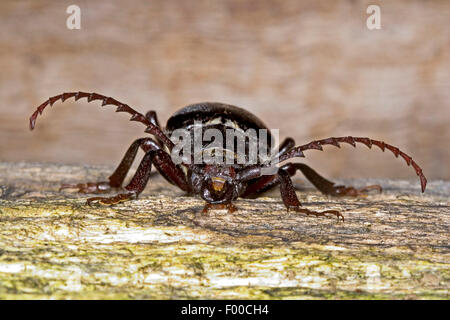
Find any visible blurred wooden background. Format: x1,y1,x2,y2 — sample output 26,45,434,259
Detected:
0,0,449,181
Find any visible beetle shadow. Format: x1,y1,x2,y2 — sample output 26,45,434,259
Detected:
151,199,351,244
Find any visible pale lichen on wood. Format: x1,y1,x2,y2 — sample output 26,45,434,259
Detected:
0,162,448,299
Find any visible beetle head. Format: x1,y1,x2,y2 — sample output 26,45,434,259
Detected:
189,164,242,204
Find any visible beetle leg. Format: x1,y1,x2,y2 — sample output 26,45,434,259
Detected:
145,110,166,147
86,148,190,206
242,162,382,199
87,192,137,206
283,163,382,197
148,149,190,192
278,168,344,221
272,137,296,160
240,137,296,198
240,174,279,198
109,136,190,192
62,136,190,196
60,138,160,194
60,181,116,194
86,150,155,205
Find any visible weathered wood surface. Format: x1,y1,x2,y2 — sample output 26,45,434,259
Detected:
0,161,448,299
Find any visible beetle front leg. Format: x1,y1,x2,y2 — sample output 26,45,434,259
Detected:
60,181,116,194
278,169,344,221
61,138,144,193
241,162,380,201
87,149,189,206
87,149,156,205
285,163,382,197
61,137,163,194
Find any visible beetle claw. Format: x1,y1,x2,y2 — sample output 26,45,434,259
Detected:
86,193,135,206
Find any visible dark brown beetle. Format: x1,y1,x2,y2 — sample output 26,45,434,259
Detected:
29,92,427,221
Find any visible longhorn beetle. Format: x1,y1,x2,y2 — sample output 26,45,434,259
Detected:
29,92,427,221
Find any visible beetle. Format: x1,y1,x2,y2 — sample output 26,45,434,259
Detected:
29,92,427,221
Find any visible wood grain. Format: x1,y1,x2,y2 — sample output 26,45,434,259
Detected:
0,162,448,299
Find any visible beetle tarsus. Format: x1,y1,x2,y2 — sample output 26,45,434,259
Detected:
86,192,136,206
60,181,117,194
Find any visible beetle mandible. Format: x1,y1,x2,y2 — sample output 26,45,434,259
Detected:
29,92,427,221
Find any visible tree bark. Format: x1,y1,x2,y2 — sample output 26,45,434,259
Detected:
0,162,448,299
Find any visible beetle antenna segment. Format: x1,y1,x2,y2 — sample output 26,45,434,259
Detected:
277,136,427,193
29,92,174,149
